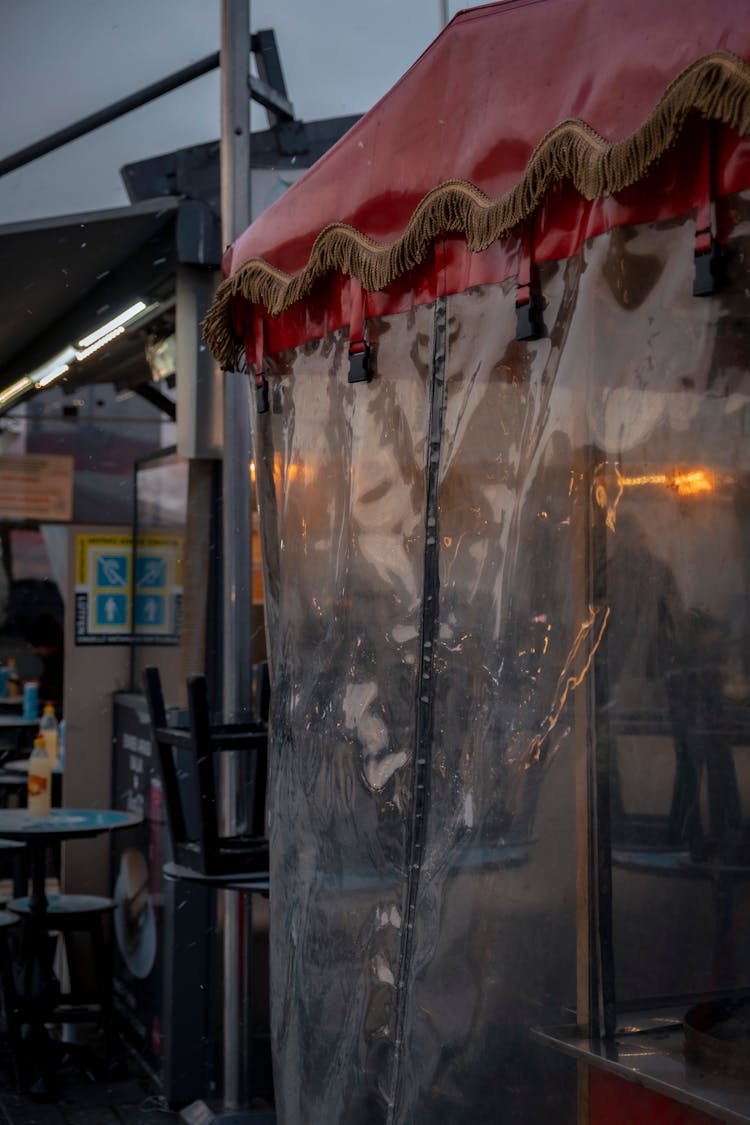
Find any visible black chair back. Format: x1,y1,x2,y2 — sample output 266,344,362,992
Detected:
142,667,269,877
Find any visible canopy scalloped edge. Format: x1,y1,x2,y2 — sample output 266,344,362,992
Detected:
203,50,750,370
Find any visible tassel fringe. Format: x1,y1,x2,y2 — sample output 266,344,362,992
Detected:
204,50,750,368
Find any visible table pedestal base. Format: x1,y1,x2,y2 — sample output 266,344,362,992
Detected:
179,1099,275,1124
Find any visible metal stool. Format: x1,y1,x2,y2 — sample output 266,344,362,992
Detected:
7,892,117,1086
0,909,23,1088
0,838,26,907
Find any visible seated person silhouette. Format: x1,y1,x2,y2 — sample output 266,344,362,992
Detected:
25,613,64,716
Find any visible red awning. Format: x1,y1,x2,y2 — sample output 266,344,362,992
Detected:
205,0,750,368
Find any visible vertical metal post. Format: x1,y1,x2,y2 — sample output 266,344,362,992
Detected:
221,0,252,725
222,371,253,726
440,0,450,28
220,0,252,1114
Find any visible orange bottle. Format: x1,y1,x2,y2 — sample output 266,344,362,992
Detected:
39,703,59,767
27,734,51,816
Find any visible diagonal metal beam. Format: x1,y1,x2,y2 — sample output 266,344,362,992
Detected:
251,28,292,125
0,53,221,179
132,380,177,420
0,28,295,180
248,74,294,121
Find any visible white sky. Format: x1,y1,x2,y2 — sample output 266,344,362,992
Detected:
0,0,489,224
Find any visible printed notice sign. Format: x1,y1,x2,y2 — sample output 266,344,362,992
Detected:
75,534,183,646
0,454,74,521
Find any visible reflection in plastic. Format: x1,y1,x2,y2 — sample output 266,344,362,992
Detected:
250,196,750,1124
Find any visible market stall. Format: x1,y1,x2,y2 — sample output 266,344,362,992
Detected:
204,1,750,1121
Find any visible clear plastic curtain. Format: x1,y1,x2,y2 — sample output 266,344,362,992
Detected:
251,194,750,1124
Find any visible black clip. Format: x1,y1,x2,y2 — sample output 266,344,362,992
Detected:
348,343,372,384
515,290,544,341
693,238,722,297
255,375,269,414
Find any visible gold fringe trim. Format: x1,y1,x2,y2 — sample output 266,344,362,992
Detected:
204,50,750,368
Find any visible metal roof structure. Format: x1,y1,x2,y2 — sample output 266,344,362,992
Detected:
0,115,360,417
0,24,358,416
0,199,179,406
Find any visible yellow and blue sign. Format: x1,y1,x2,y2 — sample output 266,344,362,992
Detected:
75,534,183,646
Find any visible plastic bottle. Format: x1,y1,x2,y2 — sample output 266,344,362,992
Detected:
23,680,39,721
27,733,52,816
57,719,65,770
6,658,21,699
39,703,59,767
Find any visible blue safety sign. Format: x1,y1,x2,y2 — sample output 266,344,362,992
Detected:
96,554,129,588
136,557,166,589
134,547,176,641
95,592,129,628
75,534,183,646
135,593,166,628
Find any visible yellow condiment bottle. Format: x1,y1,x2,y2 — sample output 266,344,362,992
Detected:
27,733,51,816
39,703,59,767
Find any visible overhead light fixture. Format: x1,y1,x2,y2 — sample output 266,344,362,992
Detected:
0,377,33,407
77,300,147,349
0,298,159,415
26,346,76,390
75,325,125,361
36,362,71,388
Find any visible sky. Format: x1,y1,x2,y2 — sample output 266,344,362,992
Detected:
0,0,490,225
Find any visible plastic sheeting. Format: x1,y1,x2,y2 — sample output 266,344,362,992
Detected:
251,196,750,1125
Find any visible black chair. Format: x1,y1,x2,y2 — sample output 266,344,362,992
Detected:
142,667,269,877
143,668,274,1120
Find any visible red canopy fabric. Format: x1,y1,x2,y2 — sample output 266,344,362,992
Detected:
204,0,750,368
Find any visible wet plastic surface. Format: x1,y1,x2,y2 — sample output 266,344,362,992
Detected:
251,195,750,1124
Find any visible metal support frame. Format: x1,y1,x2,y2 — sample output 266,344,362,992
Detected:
252,31,289,102
178,4,268,1124
249,75,293,122
0,30,292,181
584,445,616,1042
218,4,259,1110
132,381,176,420
0,54,221,179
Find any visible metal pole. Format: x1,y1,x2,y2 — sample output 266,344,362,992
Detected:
0,53,220,179
220,0,253,1115
440,0,450,28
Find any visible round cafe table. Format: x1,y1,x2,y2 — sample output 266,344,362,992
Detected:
4,758,63,775
0,808,140,913
0,808,141,1093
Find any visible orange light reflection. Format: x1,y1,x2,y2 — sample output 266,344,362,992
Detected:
620,468,718,496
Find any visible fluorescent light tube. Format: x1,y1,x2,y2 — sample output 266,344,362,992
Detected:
75,325,125,361
36,362,71,388
27,346,76,387
0,377,32,406
77,300,147,349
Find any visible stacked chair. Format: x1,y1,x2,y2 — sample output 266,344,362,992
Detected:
142,666,273,1123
